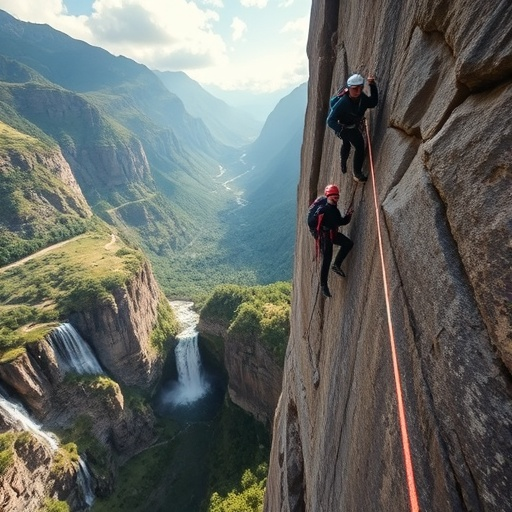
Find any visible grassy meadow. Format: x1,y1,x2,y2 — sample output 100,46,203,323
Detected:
0,227,145,360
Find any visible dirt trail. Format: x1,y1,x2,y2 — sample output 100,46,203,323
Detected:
0,234,86,274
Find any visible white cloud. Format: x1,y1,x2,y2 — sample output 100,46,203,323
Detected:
231,17,247,41
0,0,310,94
240,0,268,8
281,15,309,37
202,0,224,6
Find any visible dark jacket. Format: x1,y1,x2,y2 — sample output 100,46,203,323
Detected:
327,83,378,132
308,197,351,235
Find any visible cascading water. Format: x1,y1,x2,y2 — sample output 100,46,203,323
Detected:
162,301,210,406
0,385,58,451
48,323,104,375
77,458,96,508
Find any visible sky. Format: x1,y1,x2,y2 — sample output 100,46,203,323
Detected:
0,0,311,95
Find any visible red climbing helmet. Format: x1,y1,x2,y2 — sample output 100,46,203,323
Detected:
324,184,339,197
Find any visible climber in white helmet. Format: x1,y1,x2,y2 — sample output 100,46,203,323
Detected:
326,73,378,182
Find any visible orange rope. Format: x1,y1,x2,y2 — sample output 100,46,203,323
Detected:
365,121,420,512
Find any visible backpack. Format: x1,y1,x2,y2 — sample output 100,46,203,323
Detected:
307,196,328,234
329,87,348,109
307,196,328,259
327,87,348,134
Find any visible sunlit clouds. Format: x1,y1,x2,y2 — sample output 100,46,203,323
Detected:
0,0,310,93
231,17,247,42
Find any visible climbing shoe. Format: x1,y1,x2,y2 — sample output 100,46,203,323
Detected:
353,172,367,183
331,265,346,277
321,285,332,298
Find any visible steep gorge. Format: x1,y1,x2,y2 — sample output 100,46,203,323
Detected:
265,1,512,511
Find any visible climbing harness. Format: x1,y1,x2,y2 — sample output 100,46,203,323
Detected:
365,119,420,512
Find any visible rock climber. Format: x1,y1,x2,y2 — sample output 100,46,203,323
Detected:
327,73,378,182
308,184,354,298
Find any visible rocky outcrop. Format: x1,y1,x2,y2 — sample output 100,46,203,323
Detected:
0,333,157,510
0,143,91,220
70,261,163,389
0,334,156,452
200,320,282,427
0,435,69,512
0,348,56,418
48,377,156,460
0,131,91,239
265,1,512,511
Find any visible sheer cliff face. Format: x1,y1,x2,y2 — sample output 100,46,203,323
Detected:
70,261,164,389
199,319,283,427
224,332,282,427
265,1,512,511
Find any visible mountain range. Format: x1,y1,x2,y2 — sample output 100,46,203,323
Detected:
0,8,307,298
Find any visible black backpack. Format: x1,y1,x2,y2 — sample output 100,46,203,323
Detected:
307,196,327,234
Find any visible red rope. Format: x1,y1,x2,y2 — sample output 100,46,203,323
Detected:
365,120,420,512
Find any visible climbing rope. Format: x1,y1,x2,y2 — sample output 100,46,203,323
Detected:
365,120,420,512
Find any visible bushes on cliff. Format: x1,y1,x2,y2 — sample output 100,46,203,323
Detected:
200,281,291,365
41,499,70,512
209,465,267,512
151,296,179,353
0,433,15,475
200,284,253,325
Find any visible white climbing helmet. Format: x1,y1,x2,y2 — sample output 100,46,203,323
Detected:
347,74,364,87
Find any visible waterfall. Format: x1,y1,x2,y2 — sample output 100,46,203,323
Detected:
77,458,95,508
48,323,104,375
0,385,58,451
165,301,210,405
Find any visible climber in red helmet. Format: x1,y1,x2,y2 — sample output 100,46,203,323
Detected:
307,184,354,298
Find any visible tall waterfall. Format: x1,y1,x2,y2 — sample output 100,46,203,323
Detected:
48,323,103,375
77,458,96,508
0,385,58,451
166,301,210,405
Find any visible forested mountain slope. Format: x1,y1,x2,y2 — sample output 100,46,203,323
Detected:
0,9,305,297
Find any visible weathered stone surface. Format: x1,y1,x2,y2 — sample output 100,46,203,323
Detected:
0,436,54,512
224,333,282,427
0,350,54,418
265,1,512,511
47,378,156,460
0,433,81,512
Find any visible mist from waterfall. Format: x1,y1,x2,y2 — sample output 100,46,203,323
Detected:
48,323,104,375
161,301,210,406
